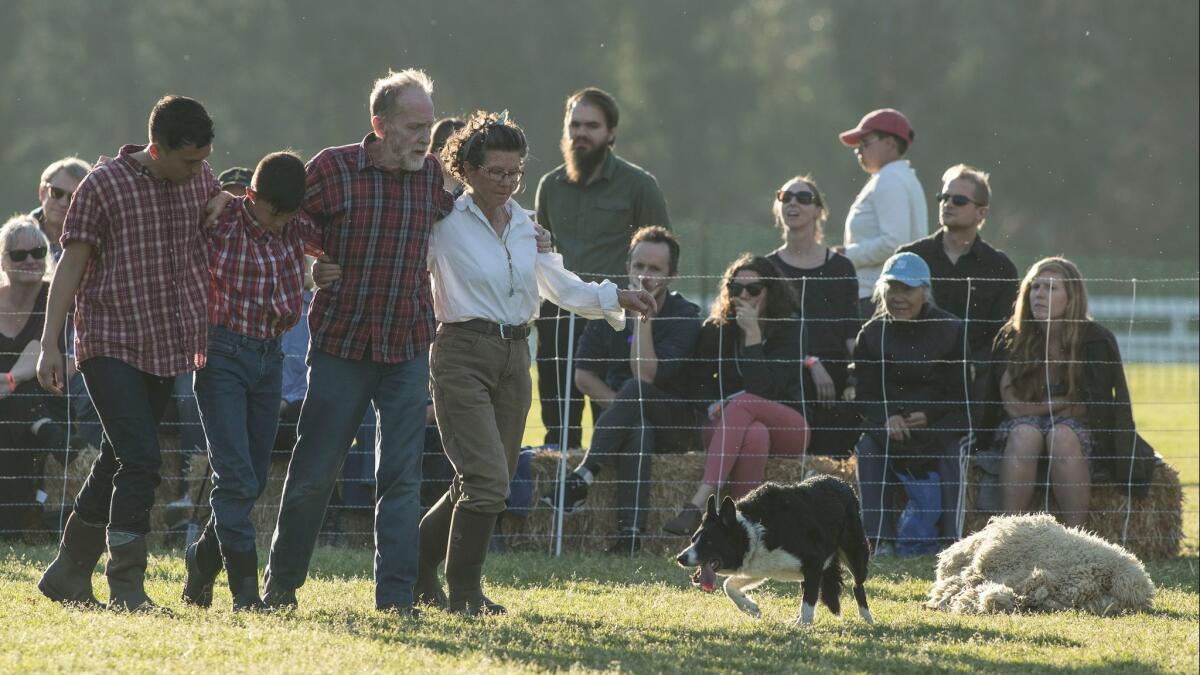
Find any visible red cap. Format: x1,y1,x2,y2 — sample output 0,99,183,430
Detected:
839,108,915,147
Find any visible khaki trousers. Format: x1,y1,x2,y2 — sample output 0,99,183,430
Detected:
430,323,532,515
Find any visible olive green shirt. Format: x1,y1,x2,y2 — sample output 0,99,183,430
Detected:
534,151,670,284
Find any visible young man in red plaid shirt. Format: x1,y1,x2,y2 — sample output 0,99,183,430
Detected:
179,152,314,611
261,69,455,615
36,95,231,612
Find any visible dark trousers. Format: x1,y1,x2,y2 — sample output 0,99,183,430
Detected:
72,357,174,536
0,382,65,537
854,432,966,547
580,380,699,532
536,300,598,448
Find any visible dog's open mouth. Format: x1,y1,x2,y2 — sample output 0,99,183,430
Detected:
690,561,719,593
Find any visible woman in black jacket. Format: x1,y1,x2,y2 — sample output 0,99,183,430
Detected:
986,257,1142,526
662,255,809,535
854,253,969,553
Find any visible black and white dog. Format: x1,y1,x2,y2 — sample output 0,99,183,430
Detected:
675,476,874,625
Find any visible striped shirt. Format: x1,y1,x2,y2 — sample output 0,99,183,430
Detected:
61,144,220,376
302,134,454,363
207,197,316,339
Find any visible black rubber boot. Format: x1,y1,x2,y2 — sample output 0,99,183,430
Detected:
445,507,505,616
181,519,222,608
37,513,106,607
105,534,168,614
261,568,298,610
225,548,265,612
414,491,453,608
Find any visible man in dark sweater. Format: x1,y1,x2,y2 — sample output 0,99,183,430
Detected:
542,227,700,554
897,164,1017,359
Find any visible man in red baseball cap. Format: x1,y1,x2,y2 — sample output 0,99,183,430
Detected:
834,108,928,318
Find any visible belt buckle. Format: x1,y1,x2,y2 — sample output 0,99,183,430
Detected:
499,323,517,340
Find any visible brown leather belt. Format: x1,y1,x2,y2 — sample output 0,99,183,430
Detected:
445,318,531,341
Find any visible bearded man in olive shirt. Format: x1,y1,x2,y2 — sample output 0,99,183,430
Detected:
534,87,670,448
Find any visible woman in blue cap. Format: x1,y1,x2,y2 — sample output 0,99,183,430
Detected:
852,252,969,555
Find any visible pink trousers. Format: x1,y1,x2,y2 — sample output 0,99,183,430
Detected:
701,393,810,498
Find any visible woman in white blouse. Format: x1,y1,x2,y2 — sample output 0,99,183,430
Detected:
316,111,654,615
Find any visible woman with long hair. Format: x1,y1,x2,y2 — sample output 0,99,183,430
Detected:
662,254,809,535
988,257,1138,527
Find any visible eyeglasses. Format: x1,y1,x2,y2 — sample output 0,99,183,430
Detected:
727,281,765,297
43,183,74,201
482,166,525,184
7,247,48,262
776,189,820,206
936,192,986,207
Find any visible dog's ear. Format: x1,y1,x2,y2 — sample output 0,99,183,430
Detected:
705,494,719,520
719,496,738,527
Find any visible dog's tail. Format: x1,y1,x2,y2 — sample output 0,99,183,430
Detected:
840,487,874,624
819,557,844,615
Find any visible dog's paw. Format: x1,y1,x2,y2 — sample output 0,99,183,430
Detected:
731,596,761,619
793,602,816,626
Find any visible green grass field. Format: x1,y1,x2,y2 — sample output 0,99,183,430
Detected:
1,365,1195,673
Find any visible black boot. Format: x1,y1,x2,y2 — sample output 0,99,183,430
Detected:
105,533,168,614
181,519,222,608
445,507,505,616
225,548,265,612
261,568,298,610
414,491,453,608
37,513,106,607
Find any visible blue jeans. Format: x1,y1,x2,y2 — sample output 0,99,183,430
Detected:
72,357,174,535
266,346,428,608
854,432,966,548
193,326,283,553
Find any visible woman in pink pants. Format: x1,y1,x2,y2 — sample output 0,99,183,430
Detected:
663,254,810,536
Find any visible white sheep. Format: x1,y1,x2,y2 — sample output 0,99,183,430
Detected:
925,513,1154,615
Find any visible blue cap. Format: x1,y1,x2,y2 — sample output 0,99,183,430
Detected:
880,252,931,288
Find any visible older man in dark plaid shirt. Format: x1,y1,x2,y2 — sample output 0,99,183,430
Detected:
262,69,454,615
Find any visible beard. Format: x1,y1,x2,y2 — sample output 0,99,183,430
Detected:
561,136,608,184
380,132,426,172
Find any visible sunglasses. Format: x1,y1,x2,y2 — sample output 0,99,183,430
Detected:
936,192,985,207
7,247,48,262
776,189,820,206
727,281,765,297
43,183,74,201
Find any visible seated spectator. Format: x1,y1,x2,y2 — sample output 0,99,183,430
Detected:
216,167,253,197
663,254,809,536
985,257,1140,527
853,252,968,554
430,117,466,196
544,226,703,554
766,174,860,456
0,216,70,538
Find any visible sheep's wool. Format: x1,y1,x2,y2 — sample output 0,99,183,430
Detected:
925,513,1154,615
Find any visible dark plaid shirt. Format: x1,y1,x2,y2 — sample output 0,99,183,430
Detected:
302,134,454,363
207,197,315,339
61,144,220,376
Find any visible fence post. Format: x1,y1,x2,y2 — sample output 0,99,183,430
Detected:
553,312,578,557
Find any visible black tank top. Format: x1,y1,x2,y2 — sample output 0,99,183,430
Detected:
0,282,49,373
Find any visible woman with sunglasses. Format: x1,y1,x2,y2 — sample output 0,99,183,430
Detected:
0,216,70,538
663,254,809,536
766,175,860,457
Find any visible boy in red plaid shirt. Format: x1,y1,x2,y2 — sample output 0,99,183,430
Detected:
180,152,315,611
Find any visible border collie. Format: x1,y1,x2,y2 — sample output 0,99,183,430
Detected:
675,476,874,625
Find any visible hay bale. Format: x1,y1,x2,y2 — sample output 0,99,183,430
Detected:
925,513,1154,615
507,450,857,555
964,461,1182,560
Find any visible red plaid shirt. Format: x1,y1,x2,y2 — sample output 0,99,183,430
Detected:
62,144,220,376
207,197,316,339
303,134,453,363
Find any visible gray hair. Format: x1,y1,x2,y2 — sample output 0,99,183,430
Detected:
370,69,434,118
40,157,91,185
0,214,52,275
869,278,936,319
